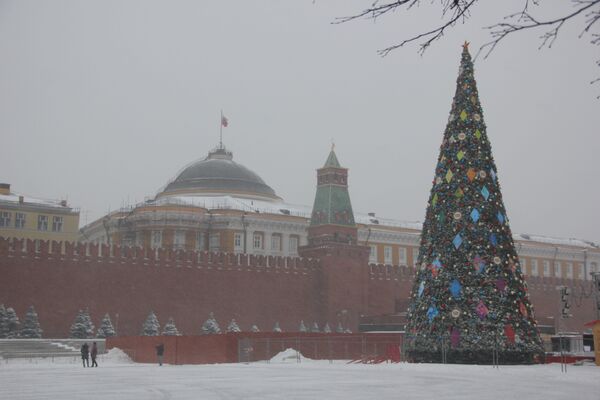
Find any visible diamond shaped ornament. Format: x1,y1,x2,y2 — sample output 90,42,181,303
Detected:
497,212,505,224
460,110,467,121
470,209,480,223
481,186,490,200
490,169,497,182
467,168,477,182
455,188,464,198
474,129,481,139
432,193,438,207
453,234,463,249
457,150,465,161
445,170,454,183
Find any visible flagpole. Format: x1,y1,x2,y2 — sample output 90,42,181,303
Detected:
219,110,223,149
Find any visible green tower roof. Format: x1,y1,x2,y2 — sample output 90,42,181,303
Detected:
310,149,355,227
323,149,341,168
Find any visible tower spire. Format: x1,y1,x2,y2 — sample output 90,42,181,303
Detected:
404,45,543,364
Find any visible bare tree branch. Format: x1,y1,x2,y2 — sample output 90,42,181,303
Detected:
336,0,600,97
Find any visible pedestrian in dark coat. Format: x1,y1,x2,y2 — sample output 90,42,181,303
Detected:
91,342,98,367
156,343,164,366
81,343,90,367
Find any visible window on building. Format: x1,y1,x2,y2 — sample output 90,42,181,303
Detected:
37,215,48,231
271,234,281,252
135,232,144,247
151,230,162,249
369,245,377,263
520,258,526,274
196,232,205,251
384,246,392,264
209,233,220,251
531,259,539,276
234,233,243,251
566,262,573,279
543,260,550,277
52,216,63,232
398,247,407,265
253,233,263,250
578,263,584,280
591,262,598,279
14,212,26,229
0,212,11,227
289,236,299,254
554,261,561,278
173,230,185,249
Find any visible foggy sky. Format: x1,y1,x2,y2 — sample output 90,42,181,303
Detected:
1,1,599,243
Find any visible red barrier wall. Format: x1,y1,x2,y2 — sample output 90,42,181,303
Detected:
0,237,596,338
106,332,404,364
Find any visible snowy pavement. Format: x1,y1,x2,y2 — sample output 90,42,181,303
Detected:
0,350,598,400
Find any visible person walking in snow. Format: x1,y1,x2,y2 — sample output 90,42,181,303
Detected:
156,343,164,366
90,342,98,367
81,342,90,367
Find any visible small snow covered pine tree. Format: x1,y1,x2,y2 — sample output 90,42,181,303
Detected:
162,317,180,336
273,322,282,333
141,311,160,336
311,322,320,333
70,309,93,338
226,319,241,333
20,306,43,338
5,307,20,338
83,309,95,338
323,323,332,333
336,322,344,333
0,304,8,338
201,312,221,334
250,325,260,333
299,320,307,332
96,313,116,338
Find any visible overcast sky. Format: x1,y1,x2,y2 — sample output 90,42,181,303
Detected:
1,1,599,243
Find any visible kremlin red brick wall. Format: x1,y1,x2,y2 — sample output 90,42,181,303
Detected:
0,237,596,338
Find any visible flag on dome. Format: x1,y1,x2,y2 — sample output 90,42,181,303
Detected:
221,113,229,127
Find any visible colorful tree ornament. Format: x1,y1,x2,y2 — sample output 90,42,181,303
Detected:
404,43,544,364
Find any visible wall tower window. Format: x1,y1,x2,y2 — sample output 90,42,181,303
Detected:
173,230,185,249
52,216,63,232
151,230,162,249
15,213,25,229
369,245,377,263
253,233,263,250
289,236,299,254
234,233,243,251
271,234,281,252
37,215,48,231
530,259,538,276
384,246,392,264
0,212,11,227
398,247,407,265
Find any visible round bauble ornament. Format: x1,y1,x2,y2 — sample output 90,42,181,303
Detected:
451,308,461,319
493,257,502,265
448,113,455,122
421,262,427,271
453,212,462,220
435,177,442,185
474,114,481,121
479,170,487,178
458,132,466,140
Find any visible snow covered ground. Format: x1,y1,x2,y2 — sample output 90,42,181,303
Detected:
0,349,598,400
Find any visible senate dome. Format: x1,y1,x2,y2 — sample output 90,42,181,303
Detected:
157,146,280,201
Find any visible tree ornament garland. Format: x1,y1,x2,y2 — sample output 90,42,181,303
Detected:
405,43,544,365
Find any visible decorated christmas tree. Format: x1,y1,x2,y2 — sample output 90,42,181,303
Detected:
405,43,543,364
140,311,160,336
162,317,181,336
96,313,117,338
20,306,43,338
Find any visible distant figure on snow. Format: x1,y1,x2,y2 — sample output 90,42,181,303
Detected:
156,343,164,366
91,342,98,367
81,342,90,367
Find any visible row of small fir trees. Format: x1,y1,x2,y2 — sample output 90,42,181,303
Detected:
0,306,352,339
139,311,352,336
0,304,43,338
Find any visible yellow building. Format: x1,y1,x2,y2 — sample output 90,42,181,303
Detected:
0,183,80,242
